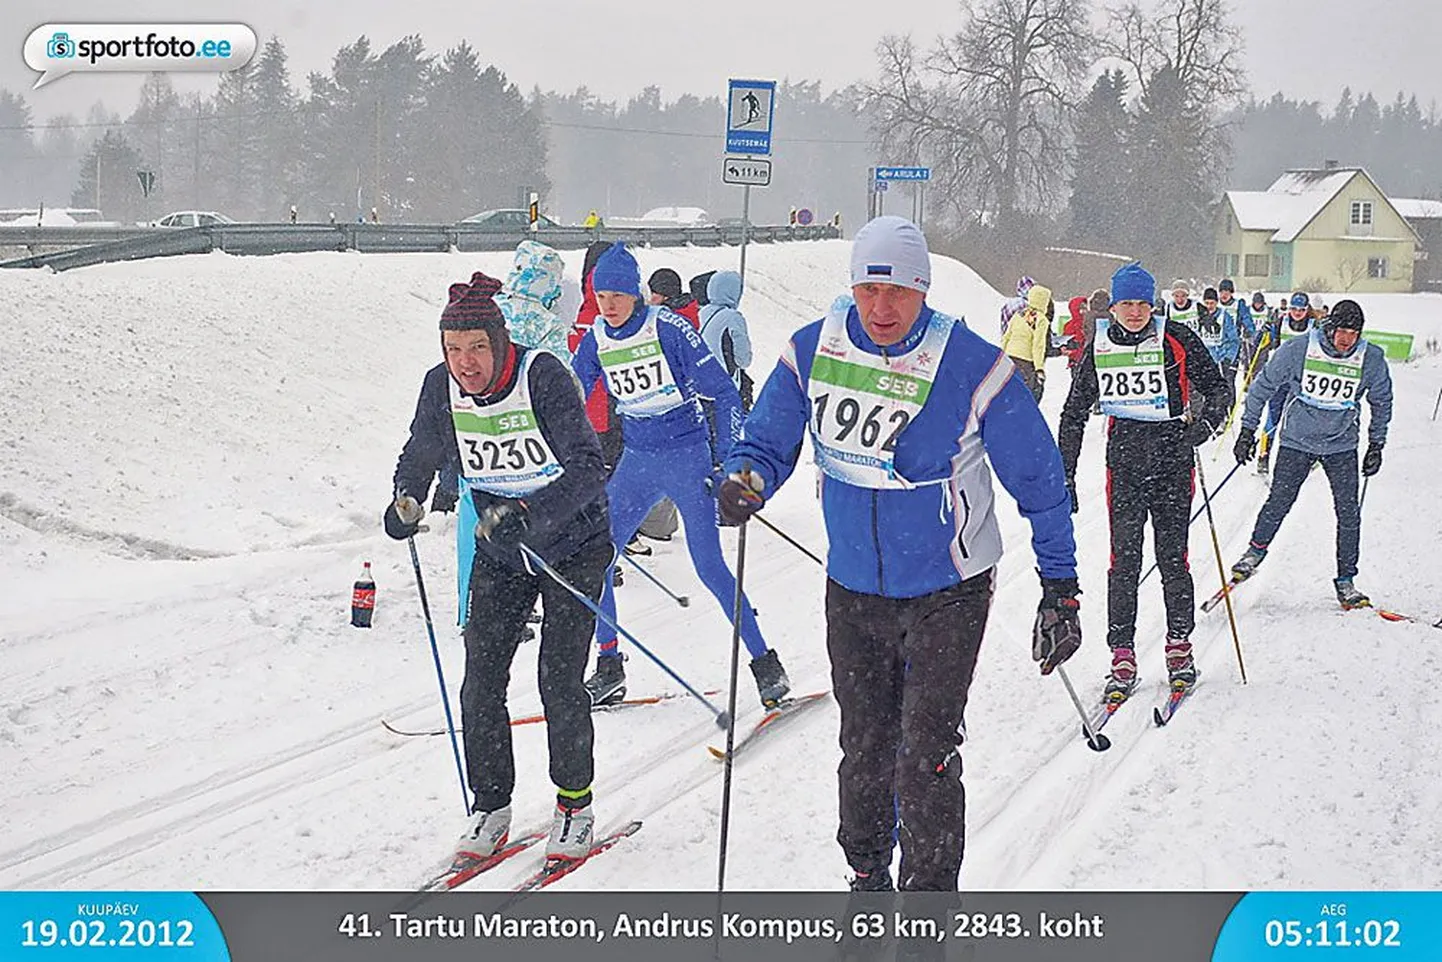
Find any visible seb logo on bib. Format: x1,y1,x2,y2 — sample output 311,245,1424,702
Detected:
874,374,922,399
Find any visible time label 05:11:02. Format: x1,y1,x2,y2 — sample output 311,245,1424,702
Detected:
22,918,198,948
1264,919,1402,948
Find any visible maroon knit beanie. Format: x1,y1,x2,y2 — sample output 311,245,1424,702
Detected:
439,272,506,333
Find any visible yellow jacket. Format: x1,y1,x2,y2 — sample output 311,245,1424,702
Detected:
1002,284,1052,370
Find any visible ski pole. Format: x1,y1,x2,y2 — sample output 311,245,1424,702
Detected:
620,550,690,607
517,543,729,728
1195,451,1248,684
1055,665,1110,752
406,535,471,815
752,513,826,568
1432,383,1441,421
1139,461,1243,587
1360,475,1370,515
716,512,750,892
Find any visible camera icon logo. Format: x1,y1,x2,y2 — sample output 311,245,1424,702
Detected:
47,32,74,58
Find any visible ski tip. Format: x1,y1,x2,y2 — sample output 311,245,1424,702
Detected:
707,745,728,760
1153,707,1168,727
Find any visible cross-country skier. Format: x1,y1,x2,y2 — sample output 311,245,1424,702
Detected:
717,216,1081,892
1229,299,1393,608
1212,278,1259,385
571,244,790,709
383,271,611,864
1256,291,1317,475
1058,263,1232,703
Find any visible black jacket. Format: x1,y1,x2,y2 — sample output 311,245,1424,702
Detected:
1058,320,1232,479
390,349,610,569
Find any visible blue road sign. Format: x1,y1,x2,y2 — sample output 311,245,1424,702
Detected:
726,79,776,156
875,166,931,182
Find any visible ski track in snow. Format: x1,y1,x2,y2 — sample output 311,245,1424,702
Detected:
3,248,1441,891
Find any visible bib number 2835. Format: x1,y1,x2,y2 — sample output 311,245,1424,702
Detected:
1099,369,1164,398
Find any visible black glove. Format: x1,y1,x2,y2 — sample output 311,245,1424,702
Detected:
1065,478,1079,515
1182,417,1213,447
715,471,765,527
383,494,425,540
476,500,529,547
1362,443,1383,477
1233,427,1257,465
1032,576,1082,675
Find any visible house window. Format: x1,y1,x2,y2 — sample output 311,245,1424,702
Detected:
1216,254,1228,275
1244,254,1270,277
1368,257,1388,279
1229,254,1240,276
1272,256,1286,277
1350,200,1373,226
1226,213,1233,235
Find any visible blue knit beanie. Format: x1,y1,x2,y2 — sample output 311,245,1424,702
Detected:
590,243,642,299
1110,263,1155,306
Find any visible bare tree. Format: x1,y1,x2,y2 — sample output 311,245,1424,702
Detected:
864,0,1091,233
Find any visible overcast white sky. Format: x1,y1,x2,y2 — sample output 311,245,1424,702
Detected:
7,0,1442,122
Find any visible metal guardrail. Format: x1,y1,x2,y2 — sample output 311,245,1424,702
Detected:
0,222,842,271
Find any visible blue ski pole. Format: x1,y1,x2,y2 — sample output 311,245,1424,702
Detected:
406,536,470,814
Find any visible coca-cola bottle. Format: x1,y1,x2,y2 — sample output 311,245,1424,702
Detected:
351,561,375,628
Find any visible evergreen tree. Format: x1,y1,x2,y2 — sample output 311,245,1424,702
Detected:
1124,64,1210,274
1068,69,1131,252
250,37,303,218
0,90,40,207
71,129,146,222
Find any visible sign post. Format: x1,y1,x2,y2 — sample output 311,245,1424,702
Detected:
873,166,931,227
725,79,776,284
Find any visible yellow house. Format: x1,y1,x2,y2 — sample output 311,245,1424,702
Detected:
1215,166,1419,293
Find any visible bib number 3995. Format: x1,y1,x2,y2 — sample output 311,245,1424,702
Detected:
1301,371,1356,402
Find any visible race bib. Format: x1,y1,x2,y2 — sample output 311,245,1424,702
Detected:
1093,318,1172,421
594,308,683,417
1298,329,1364,411
806,307,951,488
450,352,563,497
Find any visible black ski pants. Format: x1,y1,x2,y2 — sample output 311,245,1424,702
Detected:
1250,446,1360,579
1106,452,1196,648
826,571,992,892
461,532,611,812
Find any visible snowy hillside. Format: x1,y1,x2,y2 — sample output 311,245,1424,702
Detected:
2,243,1440,892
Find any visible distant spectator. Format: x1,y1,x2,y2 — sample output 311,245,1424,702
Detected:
1001,284,1052,400
289,205,297,224
647,267,701,328
999,275,1036,338
582,210,602,229
1061,295,1088,369
698,270,755,411
689,270,717,307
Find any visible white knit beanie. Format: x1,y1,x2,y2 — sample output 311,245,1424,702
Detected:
849,216,931,293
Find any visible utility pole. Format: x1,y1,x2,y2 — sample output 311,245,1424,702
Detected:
373,99,381,220
193,105,201,209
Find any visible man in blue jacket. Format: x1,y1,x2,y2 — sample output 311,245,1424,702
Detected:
1230,299,1393,608
716,216,1081,892
1212,278,1258,385
572,244,790,709
383,272,611,864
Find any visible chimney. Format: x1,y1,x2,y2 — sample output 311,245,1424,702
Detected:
1324,159,1339,170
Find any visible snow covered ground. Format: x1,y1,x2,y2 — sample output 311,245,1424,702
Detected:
2,243,1440,892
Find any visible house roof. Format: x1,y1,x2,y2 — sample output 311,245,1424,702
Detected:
1226,168,1360,243
1392,197,1442,221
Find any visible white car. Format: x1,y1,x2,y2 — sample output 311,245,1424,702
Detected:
640,206,712,227
153,211,235,228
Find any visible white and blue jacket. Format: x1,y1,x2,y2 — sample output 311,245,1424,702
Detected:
726,303,1077,599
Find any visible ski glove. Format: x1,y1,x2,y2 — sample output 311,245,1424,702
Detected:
1032,576,1082,676
383,494,425,540
1182,416,1214,447
1362,443,1383,477
476,500,529,547
716,471,766,527
1233,427,1257,465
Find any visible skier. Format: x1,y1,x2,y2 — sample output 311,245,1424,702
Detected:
646,267,701,327
698,270,756,411
716,216,1081,892
1256,292,1316,475
383,271,612,863
1229,299,1392,608
1000,283,1052,400
571,244,790,708
1058,263,1231,703
998,275,1035,338
496,239,570,359
1212,278,1258,386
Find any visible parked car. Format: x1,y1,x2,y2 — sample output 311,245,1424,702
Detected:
641,206,712,227
153,211,236,228
457,209,561,230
